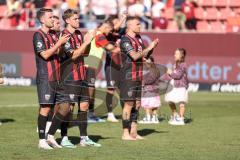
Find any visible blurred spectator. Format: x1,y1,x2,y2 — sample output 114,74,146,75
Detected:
151,0,165,18
6,0,22,27
118,0,128,15
19,1,36,29
128,0,150,29
166,0,175,8
152,9,168,30
79,0,90,28
173,8,186,31
151,0,167,30
128,0,145,17
174,0,184,10
66,0,79,10
181,0,196,30
34,0,45,8
91,0,118,21
143,0,152,14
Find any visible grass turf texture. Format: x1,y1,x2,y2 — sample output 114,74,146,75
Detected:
0,86,239,160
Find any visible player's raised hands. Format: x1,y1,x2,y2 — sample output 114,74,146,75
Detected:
149,38,159,50
84,29,96,44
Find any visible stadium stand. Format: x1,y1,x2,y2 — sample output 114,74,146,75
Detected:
0,0,239,32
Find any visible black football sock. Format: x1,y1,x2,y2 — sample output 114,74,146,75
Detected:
61,121,68,138
106,92,113,113
38,114,48,139
48,112,64,136
78,110,88,136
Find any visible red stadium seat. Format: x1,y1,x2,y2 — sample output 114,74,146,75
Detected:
226,24,240,32
197,21,210,32
233,8,240,14
198,0,214,7
164,8,174,19
205,8,219,20
0,5,7,18
219,8,235,20
214,0,228,7
229,0,240,7
0,18,11,29
167,20,179,32
194,7,206,20
210,21,226,32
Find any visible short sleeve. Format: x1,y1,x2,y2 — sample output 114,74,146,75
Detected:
33,32,46,55
120,36,134,55
95,34,109,48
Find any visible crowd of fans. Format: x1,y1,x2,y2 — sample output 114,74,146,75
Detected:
0,0,239,32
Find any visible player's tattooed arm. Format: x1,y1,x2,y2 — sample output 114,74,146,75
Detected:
104,43,121,54
121,38,159,61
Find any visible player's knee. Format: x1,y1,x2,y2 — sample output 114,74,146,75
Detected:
58,103,70,116
135,101,141,109
124,101,134,107
79,102,89,111
39,105,51,115
107,89,114,95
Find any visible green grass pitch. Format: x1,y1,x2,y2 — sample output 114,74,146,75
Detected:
0,86,239,160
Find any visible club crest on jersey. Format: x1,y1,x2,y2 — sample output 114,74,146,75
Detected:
128,91,133,97
45,94,51,101
90,78,95,84
65,42,70,49
69,94,75,100
37,42,43,49
52,35,57,41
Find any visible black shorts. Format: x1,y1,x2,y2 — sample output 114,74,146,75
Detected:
56,80,89,104
36,79,58,105
104,65,121,89
86,67,96,88
120,80,142,101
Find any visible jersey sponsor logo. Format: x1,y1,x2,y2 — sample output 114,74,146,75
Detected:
45,94,51,101
37,42,43,49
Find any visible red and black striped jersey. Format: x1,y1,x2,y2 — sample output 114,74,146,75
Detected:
33,29,60,81
120,34,145,81
60,29,86,82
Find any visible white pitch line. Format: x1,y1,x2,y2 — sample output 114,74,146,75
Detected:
0,104,38,108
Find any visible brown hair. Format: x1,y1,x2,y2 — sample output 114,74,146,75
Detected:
175,48,187,66
53,15,59,20
62,9,79,23
126,16,140,23
37,8,53,23
98,19,114,28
